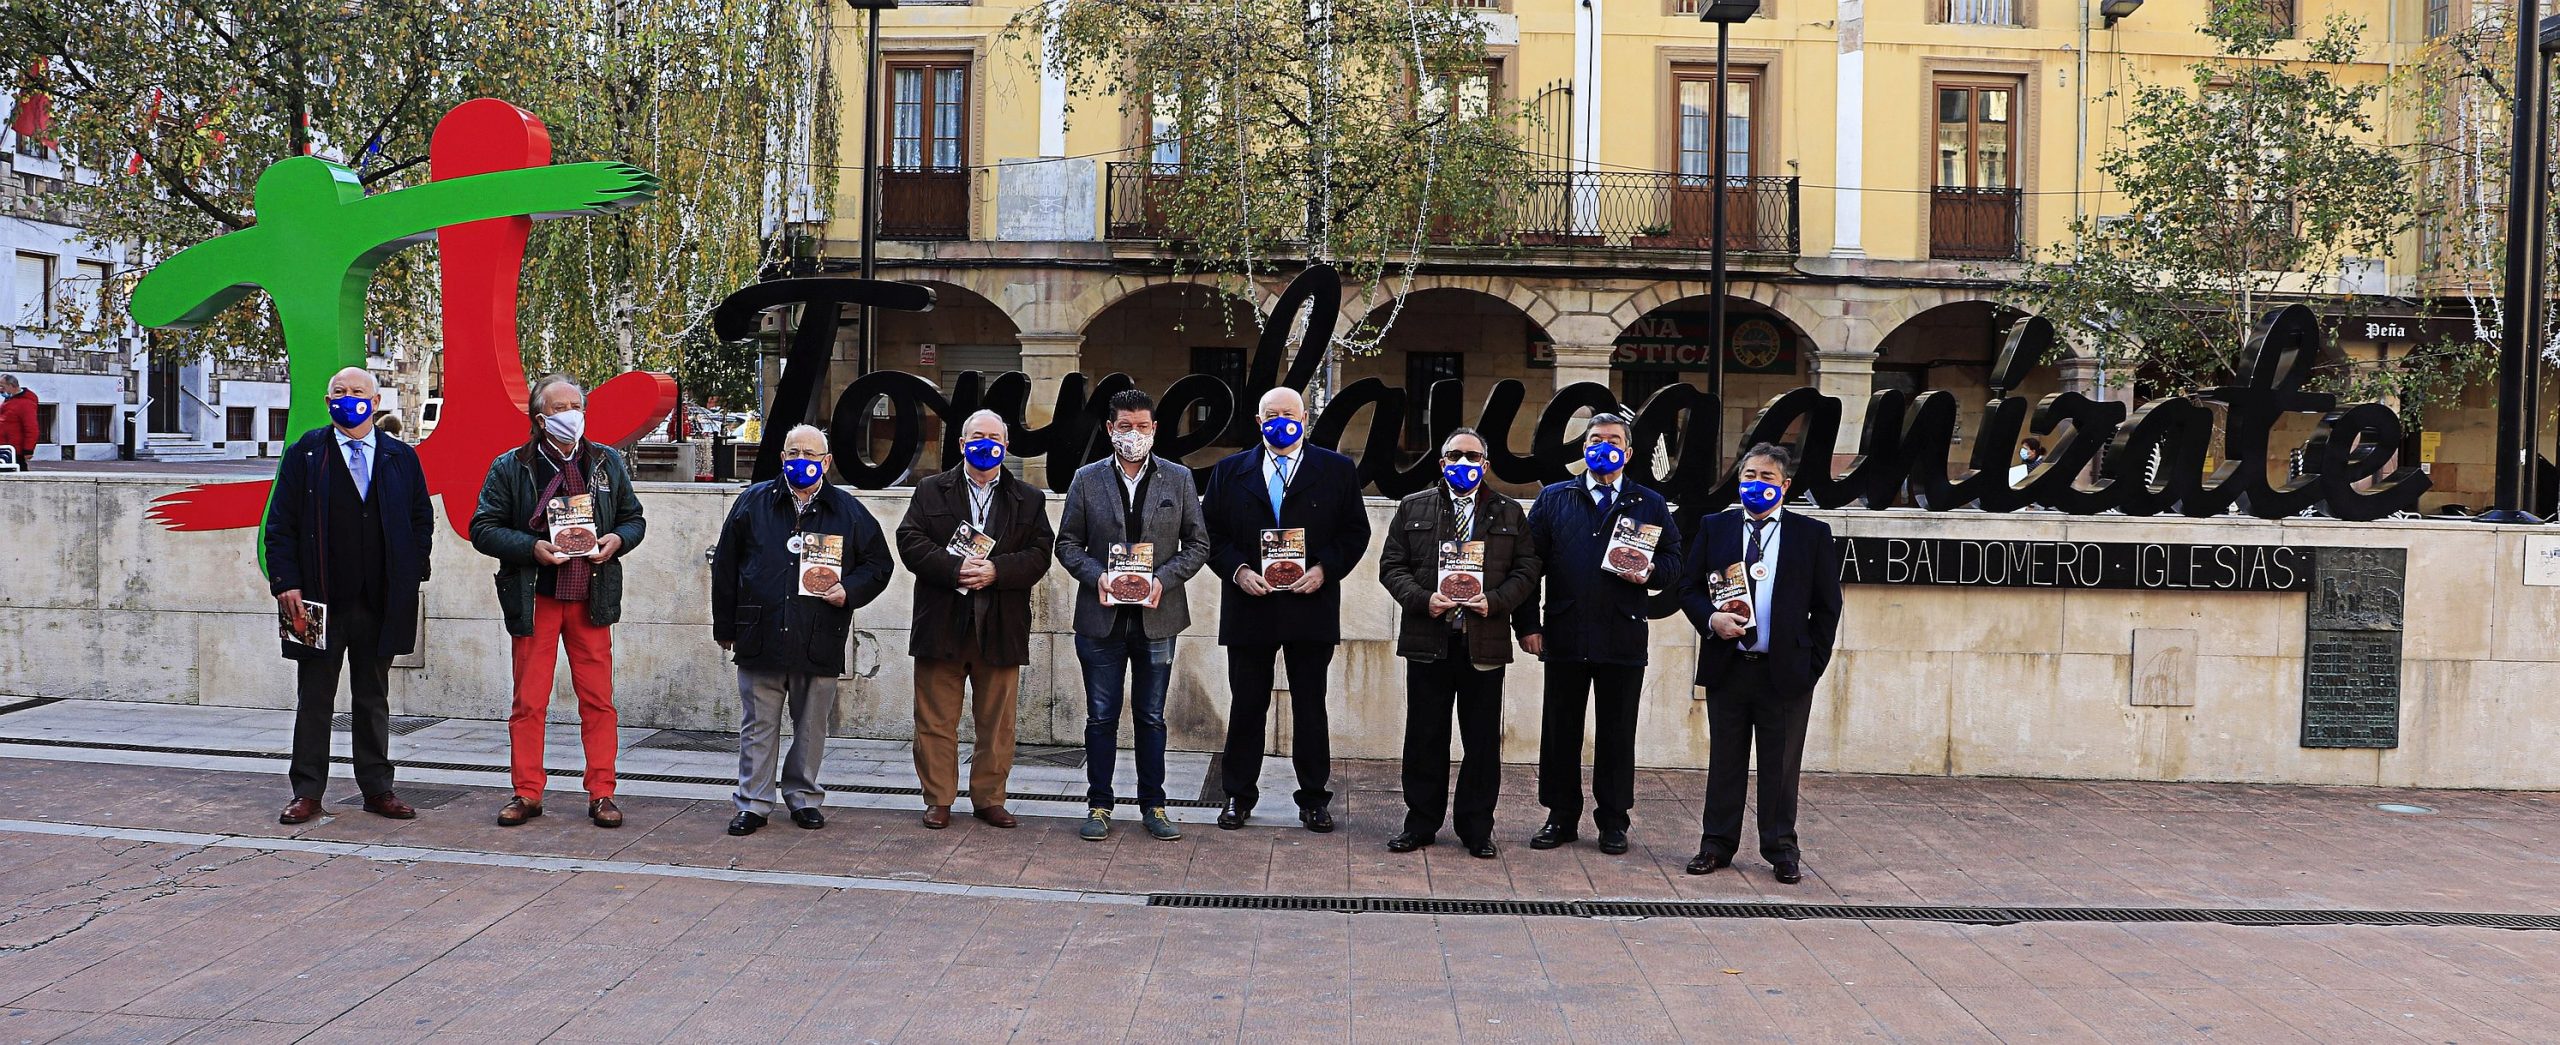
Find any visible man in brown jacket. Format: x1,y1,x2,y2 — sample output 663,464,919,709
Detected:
1376,427,1542,859
894,409,1056,829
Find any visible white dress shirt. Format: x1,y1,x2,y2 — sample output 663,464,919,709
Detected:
336,428,379,499
1740,508,1783,654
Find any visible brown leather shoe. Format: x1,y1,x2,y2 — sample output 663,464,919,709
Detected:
497,796,542,827
279,797,323,825
921,804,951,829
362,792,417,819
589,797,622,828
972,805,1018,829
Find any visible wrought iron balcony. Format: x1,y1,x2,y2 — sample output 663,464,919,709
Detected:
1930,186,2023,261
877,168,971,240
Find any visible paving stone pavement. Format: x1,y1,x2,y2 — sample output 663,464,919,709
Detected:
3,699,2560,1042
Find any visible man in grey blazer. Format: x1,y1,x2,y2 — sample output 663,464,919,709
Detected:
1055,389,1214,842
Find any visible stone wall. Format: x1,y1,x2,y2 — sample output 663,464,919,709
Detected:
6,472,2556,789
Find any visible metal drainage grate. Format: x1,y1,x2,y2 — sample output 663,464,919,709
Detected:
1009,745,1089,769
636,728,744,753
1144,894,2560,932
333,785,473,810
329,714,443,736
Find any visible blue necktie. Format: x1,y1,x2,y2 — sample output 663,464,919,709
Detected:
1268,454,1291,521
348,440,370,499
1593,482,1614,517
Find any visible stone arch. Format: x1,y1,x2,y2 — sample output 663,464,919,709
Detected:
1606,279,1831,354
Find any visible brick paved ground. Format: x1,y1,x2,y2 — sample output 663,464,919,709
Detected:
5,734,2560,1041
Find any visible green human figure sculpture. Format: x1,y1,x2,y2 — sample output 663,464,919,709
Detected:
129,154,658,444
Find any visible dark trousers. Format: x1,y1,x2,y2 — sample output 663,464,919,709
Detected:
1699,656,1815,861
1221,641,1335,810
1076,616,1176,810
1401,634,1504,845
1537,660,1644,832
289,599,395,801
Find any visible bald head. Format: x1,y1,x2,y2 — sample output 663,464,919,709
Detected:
784,423,830,458
1257,387,1304,419
326,367,381,436
961,409,1007,442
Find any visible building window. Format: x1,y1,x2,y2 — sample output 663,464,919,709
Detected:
226,407,255,442
73,260,109,330
1675,68,1758,184
34,403,56,444
2214,0,2295,38
1405,352,1463,449
1190,346,1249,445
76,404,110,443
1931,81,2024,260
1668,1,1774,16
2426,0,2449,38
1937,0,2020,25
12,251,53,328
268,407,290,441
889,61,968,172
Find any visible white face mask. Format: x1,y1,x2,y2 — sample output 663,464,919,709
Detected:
2018,447,2034,463
1111,428,1154,462
543,409,586,445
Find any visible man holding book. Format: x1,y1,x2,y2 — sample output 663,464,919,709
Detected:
893,409,1055,830
1376,427,1542,858
469,374,648,829
1516,411,1683,856
1200,386,1372,832
1055,390,1212,842
267,367,435,826
1676,442,1842,885
710,424,892,836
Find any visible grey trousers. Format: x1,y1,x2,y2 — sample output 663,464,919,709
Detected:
736,669,837,815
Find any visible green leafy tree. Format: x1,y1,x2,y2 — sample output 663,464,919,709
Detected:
0,0,829,409
1008,0,1532,387
2409,3,2560,372
2001,7,2481,409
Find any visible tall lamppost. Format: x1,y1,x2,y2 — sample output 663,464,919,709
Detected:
848,0,899,381
1698,0,1759,413
2488,0,2545,521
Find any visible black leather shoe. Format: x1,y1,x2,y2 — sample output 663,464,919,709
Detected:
1596,829,1630,855
1529,822,1576,850
1386,831,1433,853
727,811,767,836
1466,841,1499,860
791,807,825,830
1770,858,1805,885
1216,799,1251,831
1685,852,1730,876
1300,806,1335,833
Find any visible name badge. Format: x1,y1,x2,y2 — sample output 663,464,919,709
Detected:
787,534,805,554
1750,563,1771,582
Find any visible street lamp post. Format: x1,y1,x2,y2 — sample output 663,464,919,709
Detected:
1698,1,1759,418
2524,13,2560,519
2488,0,2545,522
849,0,899,383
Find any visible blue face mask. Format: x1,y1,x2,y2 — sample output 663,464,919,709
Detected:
1583,441,1626,476
327,395,374,430
782,458,825,489
1738,479,1784,514
1261,415,1303,450
962,438,1005,471
1443,461,1484,493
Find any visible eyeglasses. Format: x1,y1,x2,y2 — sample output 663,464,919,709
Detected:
780,449,827,460
1441,450,1486,463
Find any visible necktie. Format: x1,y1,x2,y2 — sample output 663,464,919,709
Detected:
1594,483,1615,517
1453,498,1473,541
1268,454,1291,521
349,440,370,499
1745,519,1770,567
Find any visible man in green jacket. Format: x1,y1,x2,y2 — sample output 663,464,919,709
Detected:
469,374,647,829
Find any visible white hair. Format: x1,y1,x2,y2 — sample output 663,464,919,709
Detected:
962,409,1007,435
785,423,829,453
1259,387,1304,413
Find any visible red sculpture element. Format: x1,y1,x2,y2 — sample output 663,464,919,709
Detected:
148,99,676,534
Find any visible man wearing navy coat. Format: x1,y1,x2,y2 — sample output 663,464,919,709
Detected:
1676,442,1842,885
267,367,435,826
1200,386,1372,832
1515,412,1682,856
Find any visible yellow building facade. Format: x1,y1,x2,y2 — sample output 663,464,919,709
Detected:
809,0,2533,509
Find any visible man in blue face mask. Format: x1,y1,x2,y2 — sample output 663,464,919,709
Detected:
1515,411,1683,857
710,424,893,836
892,409,1055,830
1198,386,1372,832
1376,427,1541,859
1675,442,1843,885
266,366,435,826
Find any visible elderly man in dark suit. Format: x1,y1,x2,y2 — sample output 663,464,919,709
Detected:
268,366,435,826
1515,411,1682,856
894,409,1055,831
1678,442,1843,884
1377,427,1541,859
1055,389,1213,842
1200,386,1372,832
